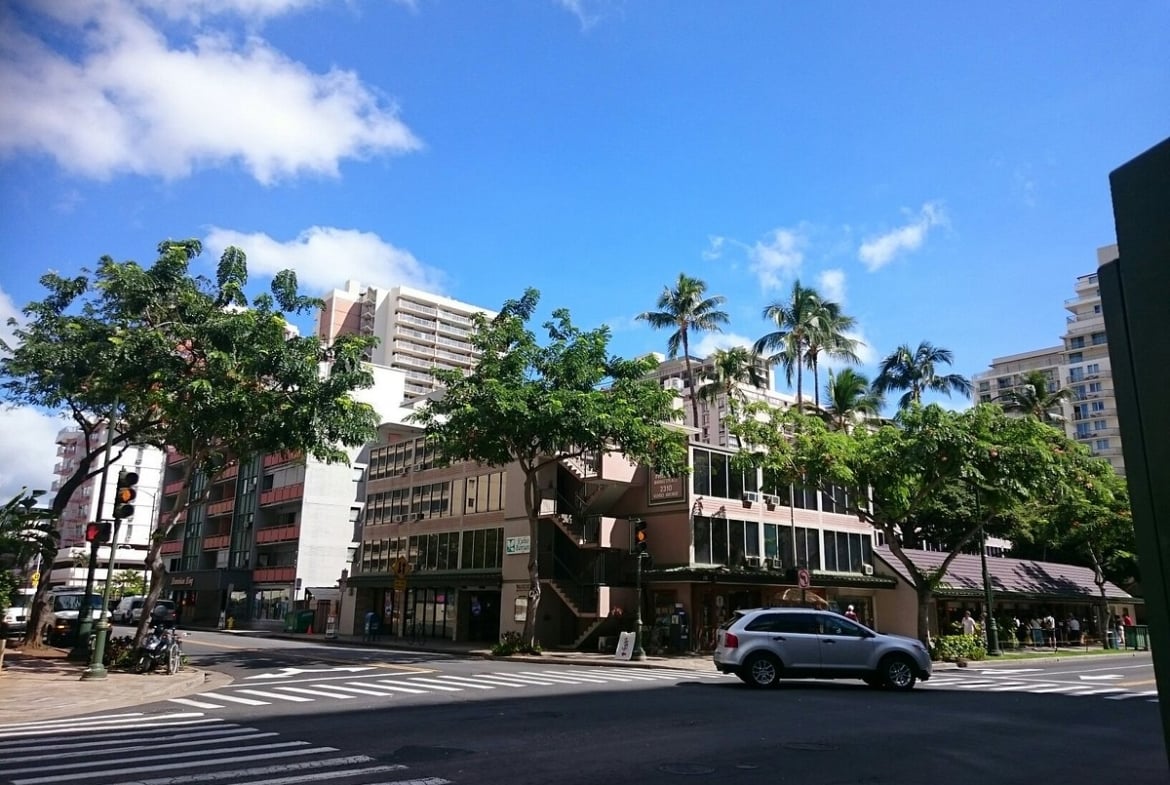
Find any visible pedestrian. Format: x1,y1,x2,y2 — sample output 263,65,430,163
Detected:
1043,612,1056,649
1067,614,1081,646
960,610,977,636
844,605,859,622
364,609,378,643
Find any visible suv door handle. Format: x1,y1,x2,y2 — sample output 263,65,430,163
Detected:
772,636,787,641
821,639,835,644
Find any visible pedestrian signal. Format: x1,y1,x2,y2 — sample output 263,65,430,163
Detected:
633,518,648,555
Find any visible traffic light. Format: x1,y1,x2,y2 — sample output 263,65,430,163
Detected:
633,518,648,556
85,522,101,543
113,470,139,520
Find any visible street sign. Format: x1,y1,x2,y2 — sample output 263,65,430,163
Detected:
394,576,407,592
797,568,811,589
614,631,636,661
393,556,409,577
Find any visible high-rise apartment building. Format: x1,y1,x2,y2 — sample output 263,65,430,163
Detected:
972,245,1124,474
317,281,494,402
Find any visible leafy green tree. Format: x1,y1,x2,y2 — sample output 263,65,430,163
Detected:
413,289,689,646
823,368,883,431
697,346,766,405
998,370,1071,424
754,280,823,409
803,300,861,410
2,240,380,644
0,489,54,614
638,273,729,435
730,403,1063,643
872,340,972,410
110,570,148,598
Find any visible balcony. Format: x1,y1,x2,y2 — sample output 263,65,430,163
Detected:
207,499,235,518
213,464,239,482
263,450,301,468
164,479,186,496
253,566,296,584
202,534,230,550
161,540,183,555
256,524,301,544
260,482,304,507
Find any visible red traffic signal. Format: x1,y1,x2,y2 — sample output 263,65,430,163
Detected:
85,522,101,543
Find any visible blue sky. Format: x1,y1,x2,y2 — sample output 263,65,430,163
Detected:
1,0,1167,498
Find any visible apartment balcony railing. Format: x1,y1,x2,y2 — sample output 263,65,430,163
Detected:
202,534,230,550
253,566,296,583
260,482,304,507
161,540,183,555
263,450,301,468
213,464,239,482
163,479,186,496
206,499,235,518
256,524,301,544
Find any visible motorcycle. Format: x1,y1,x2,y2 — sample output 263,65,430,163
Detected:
133,624,183,675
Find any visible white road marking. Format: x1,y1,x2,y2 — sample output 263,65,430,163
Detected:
421,675,498,689
196,692,269,706
169,697,227,709
236,689,315,703
328,683,399,696
470,673,560,686
246,666,376,679
6,741,313,777
2,732,277,763
275,686,356,699
0,717,219,740
371,680,428,694
403,678,463,692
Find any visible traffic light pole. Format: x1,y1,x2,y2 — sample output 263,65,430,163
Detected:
632,551,646,661
82,517,122,680
72,399,118,660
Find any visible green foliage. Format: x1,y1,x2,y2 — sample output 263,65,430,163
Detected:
491,630,542,656
931,634,987,663
872,341,972,410
104,634,138,668
111,570,147,598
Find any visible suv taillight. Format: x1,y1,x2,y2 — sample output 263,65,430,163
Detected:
722,632,739,649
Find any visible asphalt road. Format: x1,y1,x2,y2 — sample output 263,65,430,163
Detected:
3,633,1166,785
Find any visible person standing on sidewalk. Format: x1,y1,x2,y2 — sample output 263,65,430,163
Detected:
363,609,379,643
961,610,977,636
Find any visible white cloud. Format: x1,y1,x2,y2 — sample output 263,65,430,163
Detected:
0,406,66,502
748,228,806,291
555,0,619,29
204,226,446,294
0,284,20,352
0,0,422,184
858,202,947,272
818,327,877,376
817,268,846,304
693,331,755,358
701,235,725,261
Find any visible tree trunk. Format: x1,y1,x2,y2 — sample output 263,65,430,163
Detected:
916,586,935,647
522,469,541,648
682,330,699,440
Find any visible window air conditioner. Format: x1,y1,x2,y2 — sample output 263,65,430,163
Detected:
742,491,761,504
765,557,781,570
862,564,874,576
764,494,782,506
745,556,761,568
415,513,425,521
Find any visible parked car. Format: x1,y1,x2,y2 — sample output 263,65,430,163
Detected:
43,590,110,645
113,595,146,623
131,599,177,626
713,607,933,691
2,589,36,638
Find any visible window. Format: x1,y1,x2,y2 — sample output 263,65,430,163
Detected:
1094,439,1111,452
1091,332,1107,346
1091,401,1105,413
692,449,711,496
795,527,820,569
1068,367,1084,383
1089,382,1103,394
822,530,872,572
819,614,866,637
1068,336,1085,349
1075,423,1091,439
1092,419,1107,431
1067,351,1083,363
693,516,712,564
1086,363,1100,376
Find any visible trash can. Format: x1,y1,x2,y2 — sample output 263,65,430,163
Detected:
1125,625,1151,651
283,610,315,633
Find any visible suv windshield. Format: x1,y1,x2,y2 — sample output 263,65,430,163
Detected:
52,594,104,612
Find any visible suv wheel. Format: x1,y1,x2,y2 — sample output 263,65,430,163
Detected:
742,652,783,688
878,654,917,691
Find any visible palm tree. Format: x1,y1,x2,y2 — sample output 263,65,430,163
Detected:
697,346,767,404
754,280,822,409
638,273,729,435
871,340,973,410
823,368,883,431
803,301,861,410
999,370,1071,424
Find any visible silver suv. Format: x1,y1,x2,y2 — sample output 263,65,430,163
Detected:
713,608,932,691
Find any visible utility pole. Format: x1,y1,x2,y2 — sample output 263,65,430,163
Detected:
631,518,648,661
72,401,118,660
976,490,1002,656
84,469,138,680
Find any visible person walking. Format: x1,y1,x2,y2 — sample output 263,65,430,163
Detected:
961,610,977,636
363,609,379,643
844,605,859,622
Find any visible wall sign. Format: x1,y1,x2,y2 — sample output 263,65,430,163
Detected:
504,535,531,555
649,470,686,505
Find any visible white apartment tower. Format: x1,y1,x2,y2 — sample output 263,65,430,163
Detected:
971,245,1124,475
51,426,167,549
317,282,494,402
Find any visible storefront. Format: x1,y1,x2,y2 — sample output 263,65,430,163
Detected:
348,570,502,643
164,567,253,627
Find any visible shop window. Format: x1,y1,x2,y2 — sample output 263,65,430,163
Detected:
693,517,712,564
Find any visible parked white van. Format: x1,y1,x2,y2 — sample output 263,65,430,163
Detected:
113,595,146,624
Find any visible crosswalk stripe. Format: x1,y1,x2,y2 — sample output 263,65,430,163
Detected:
590,669,668,681
1025,684,1082,693
6,741,313,778
13,746,339,785
373,779,451,785
182,764,418,785
524,670,615,683
198,692,270,706
458,674,530,687
1068,688,1127,697
125,755,378,785
1108,690,1159,701
422,675,497,689
0,725,239,753
504,671,600,684
169,698,226,709
404,678,464,692
470,673,559,686
987,683,1046,692
372,680,429,694
0,712,145,731
2,731,277,764
275,686,356,700
329,683,399,696
0,720,219,744
236,689,315,703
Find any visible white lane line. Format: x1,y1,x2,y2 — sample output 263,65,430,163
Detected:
523,670,614,684
954,680,1026,690
1026,684,1083,694
987,683,1047,692
589,669,669,681
0,712,144,731
3,732,278,764
367,779,451,785
169,698,226,709
177,764,415,785
197,692,270,706
1107,690,1160,701
404,678,463,692
535,671,637,683
0,725,242,753
5,741,312,776
275,686,356,700
1068,688,1127,697
0,718,221,741
457,675,529,688
372,680,429,694
118,755,378,785
421,675,497,690
236,689,315,703
12,746,340,785
470,673,559,686
328,683,399,696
